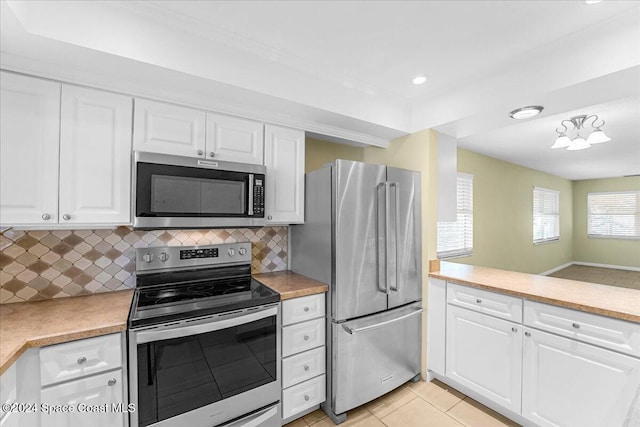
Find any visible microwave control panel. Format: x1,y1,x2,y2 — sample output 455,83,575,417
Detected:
253,178,265,216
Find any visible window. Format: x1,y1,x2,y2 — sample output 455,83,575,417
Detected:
533,187,560,244
588,191,640,239
437,173,473,258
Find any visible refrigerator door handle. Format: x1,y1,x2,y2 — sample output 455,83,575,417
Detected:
389,182,400,292
376,182,387,294
384,182,391,295
342,308,423,334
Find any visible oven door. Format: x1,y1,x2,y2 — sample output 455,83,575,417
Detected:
128,304,280,427
133,151,266,229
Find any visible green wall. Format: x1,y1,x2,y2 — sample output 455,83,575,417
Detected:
573,176,640,268
455,149,574,274
305,137,364,173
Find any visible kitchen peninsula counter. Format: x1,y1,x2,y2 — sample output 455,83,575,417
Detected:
254,270,328,300
0,290,133,375
429,261,640,323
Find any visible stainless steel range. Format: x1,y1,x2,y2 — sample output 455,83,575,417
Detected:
128,243,281,427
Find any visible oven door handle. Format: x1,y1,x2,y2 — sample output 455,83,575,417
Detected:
135,305,278,344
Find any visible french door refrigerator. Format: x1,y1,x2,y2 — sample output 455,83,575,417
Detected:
291,159,422,424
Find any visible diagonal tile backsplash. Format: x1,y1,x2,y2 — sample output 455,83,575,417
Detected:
0,226,288,304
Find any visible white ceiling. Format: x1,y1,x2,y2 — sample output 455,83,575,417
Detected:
1,0,639,180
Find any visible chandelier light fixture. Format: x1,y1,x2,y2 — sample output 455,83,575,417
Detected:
552,114,611,151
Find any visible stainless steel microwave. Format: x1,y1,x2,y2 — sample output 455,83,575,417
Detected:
133,151,266,229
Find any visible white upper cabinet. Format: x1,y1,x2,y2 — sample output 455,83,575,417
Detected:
0,72,61,225
264,125,305,224
133,99,206,158
59,86,132,225
205,112,264,164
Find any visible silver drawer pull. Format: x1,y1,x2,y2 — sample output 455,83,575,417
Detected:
511,327,518,333
572,323,580,329
42,213,51,220
303,335,310,341
77,356,87,365
107,378,117,387
197,150,203,156
304,395,310,401
476,298,482,303
209,152,215,158
304,306,310,312
525,332,531,337
63,214,71,221
304,365,310,371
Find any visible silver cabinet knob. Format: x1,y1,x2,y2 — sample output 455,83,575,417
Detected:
572,323,580,329
525,331,531,337
303,335,310,341
77,356,87,365
107,378,117,387
476,299,482,303
304,395,310,401
209,152,215,158
267,215,273,220
304,306,310,312
197,149,204,156
63,214,71,221
42,213,51,220
511,327,518,333
304,365,310,371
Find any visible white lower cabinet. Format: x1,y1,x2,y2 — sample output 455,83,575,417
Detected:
445,305,522,413
281,294,326,423
522,327,640,427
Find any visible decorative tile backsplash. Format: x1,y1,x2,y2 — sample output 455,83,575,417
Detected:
0,226,288,304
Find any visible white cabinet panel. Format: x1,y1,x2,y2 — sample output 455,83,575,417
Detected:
522,327,640,427
41,369,124,427
59,86,132,225
282,294,325,326
427,278,446,376
40,333,122,387
0,362,16,419
447,282,522,323
524,300,640,357
0,72,60,225
205,112,263,164
282,317,325,358
282,375,326,420
133,99,206,157
446,305,522,413
282,347,325,389
264,125,305,224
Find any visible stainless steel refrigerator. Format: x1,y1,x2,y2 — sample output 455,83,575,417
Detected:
291,159,422,424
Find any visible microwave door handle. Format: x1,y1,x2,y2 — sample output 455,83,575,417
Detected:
135,305,277,344
248,174,254,216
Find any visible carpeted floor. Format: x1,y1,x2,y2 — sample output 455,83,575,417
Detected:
548,264,640,291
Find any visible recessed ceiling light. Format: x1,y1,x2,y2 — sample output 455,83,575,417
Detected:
412,75,427,85
509,105,544,120
585,0,602,4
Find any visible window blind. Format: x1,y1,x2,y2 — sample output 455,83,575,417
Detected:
533,187,560,244
437,173,473,258
588,191,640,239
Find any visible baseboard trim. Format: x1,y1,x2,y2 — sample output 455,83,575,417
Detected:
541,261,640,275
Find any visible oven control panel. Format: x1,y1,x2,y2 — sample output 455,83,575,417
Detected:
136,242,252,272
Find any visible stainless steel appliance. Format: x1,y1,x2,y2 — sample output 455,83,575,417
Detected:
291,160,422,424
128,242,281,427
133,151,266,229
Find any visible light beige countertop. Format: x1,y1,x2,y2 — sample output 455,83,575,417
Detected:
254,271,328,300
0,290,134,375
429,261,640,323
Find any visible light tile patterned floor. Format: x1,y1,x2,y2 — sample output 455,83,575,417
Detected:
548,265,640,290
285,380,520,427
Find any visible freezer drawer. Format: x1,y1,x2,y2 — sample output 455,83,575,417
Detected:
332,302,422,414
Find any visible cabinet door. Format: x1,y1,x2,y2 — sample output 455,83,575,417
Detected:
0,72,60,225
41,369,124,427
446,305,522,413
133,99,205,157
205,112,264,164
522,327,640,427
59,86,132,225
264,125,305,224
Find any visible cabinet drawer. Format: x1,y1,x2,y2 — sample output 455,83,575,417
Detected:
282,318,325,357
448,282,522,323
524,300,640,357
282,374,326,420
0,362,17,419
283,294,325,326
282,347,325,389
41,333,122,386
